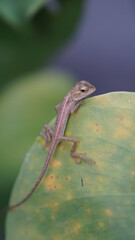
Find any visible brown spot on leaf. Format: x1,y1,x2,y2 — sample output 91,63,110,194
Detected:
50,175,54,179
43,174,62,191
114,126,131,138
131,170,135,176
120,117,124,122
94,123,100,134
59,145,66,151
56,236,61,240
119,114,132,127
65,176,71,181
105,209,112,216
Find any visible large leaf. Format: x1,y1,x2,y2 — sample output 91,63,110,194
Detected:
0,0,84,87
6,92,135,239
0,0,47,25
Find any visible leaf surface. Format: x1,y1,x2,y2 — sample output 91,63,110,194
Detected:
6,92,135,240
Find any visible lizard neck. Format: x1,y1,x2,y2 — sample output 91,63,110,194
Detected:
54,94,75,138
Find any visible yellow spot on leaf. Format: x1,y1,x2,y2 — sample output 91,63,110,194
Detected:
50,160,62,168
84,178,88,185
65,176,71,181
66,193,73,201
98,221,105,228
85,208,91,215
48,200,59,209
58,145,66,151
119,115,132,127
65,130,71,137
43,174,62,191
96,161,104,170
73,222,82,235
38,136,45,144
97,97,110,106
115,164,121,170
53,201,59,207
20,188,25,195
56,236,61,240
131,170,135,176
114,126,131,138
51,214,55,220
93,123,101,134
132,142,135,149
98,176,104,183
105,209,112,216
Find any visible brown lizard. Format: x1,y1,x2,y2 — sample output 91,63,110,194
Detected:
6,80,96,211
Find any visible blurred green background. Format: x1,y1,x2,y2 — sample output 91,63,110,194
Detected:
0,0,84,237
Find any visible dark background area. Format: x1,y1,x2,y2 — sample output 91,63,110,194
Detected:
51,0,135,94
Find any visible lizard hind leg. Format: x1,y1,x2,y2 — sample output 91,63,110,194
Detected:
40,124,53,147
58,136,95,164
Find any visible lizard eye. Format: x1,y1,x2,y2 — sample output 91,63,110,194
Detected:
79,85,89,92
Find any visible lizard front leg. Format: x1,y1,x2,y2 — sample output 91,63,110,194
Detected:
40,124,53,147
58,136,95,164
70,100,84,114
55,103,61,112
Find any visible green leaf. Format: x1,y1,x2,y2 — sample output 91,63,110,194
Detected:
6,92,135,239
0,0,47,25
0,0,84,86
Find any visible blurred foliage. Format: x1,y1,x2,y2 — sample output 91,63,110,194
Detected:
6,92,135,240
0,0,46,25
0,0,84,88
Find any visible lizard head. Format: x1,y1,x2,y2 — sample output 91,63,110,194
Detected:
71,80,96,102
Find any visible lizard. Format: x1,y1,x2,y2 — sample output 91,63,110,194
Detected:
6,80,96,211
